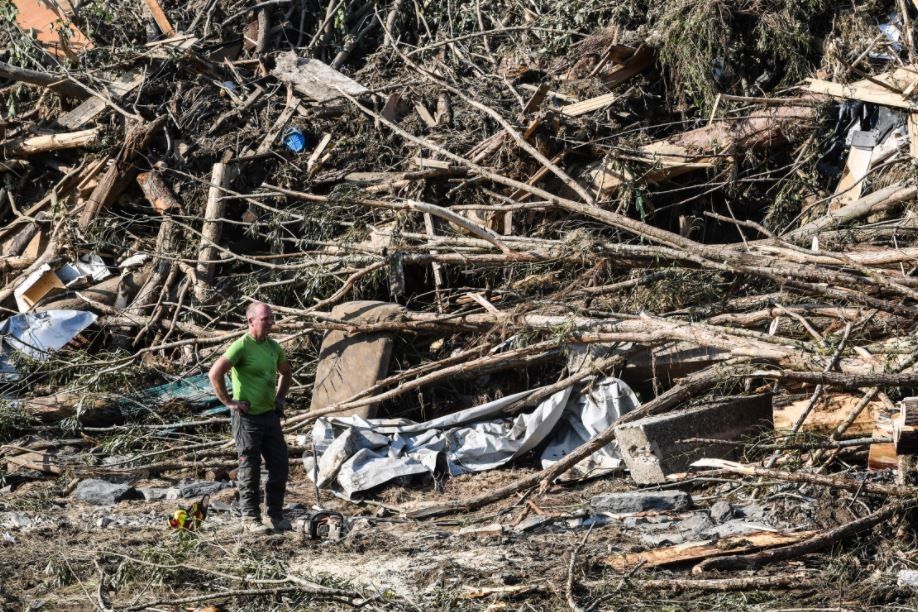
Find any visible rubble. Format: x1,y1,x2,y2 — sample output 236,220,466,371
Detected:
2,0,918,608
590,490,691,514
615,394,774,483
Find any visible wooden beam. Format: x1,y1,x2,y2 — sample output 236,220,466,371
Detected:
805,78,918,109
602,530,817,571
144,0,176,37
560,92,617,117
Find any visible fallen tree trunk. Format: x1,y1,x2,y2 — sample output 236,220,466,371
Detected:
0,60,87,99
18,392,123,427
4,128,99,155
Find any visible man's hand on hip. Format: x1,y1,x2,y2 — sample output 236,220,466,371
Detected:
229,400,250,414
274,397,286,419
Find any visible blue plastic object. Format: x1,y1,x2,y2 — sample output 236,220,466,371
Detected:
283,128,307,153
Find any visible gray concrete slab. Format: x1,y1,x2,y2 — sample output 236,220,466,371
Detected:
614,394,773,484
310,301,403,418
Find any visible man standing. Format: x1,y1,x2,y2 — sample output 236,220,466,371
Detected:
209,301,293,533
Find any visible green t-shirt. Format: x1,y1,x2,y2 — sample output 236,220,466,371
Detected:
224,334,287,415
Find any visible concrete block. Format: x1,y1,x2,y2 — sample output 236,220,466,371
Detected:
310,301,403,418
614,394,773,484
591,490,691,514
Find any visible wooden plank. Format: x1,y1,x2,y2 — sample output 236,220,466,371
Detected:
466,292,499,313
560,92,617,117
829,144,873,213
255,98,299,155
522,83,548,114
307,133,332,172
601,44,653,88
6,451,61,475
773,393,880,438
57,72,146,129
602,530,817,571
413,157,452,170
588,104,812,195
144,0,176,37
414,102,437,128
869,422,898,470
805,78,918,109
909,113,918,158
271,51,368,103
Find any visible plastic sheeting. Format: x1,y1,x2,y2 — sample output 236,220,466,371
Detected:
305,377,640,499
0,309,97,379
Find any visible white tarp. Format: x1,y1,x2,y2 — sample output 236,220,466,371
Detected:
305,377,640,499
0,310,97,380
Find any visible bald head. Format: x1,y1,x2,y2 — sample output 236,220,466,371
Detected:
246,302,274,341
247,301,271,320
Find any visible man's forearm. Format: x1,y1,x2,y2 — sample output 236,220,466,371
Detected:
276,373,291,401
210,375,233,406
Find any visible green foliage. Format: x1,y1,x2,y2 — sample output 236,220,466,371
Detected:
649,0,832,109
0,399,38,442
42,558,76,589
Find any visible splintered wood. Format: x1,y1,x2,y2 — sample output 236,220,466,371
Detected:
602,531,817,571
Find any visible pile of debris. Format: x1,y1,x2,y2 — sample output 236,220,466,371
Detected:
3,0,918,608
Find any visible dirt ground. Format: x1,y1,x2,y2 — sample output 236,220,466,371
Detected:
3,461,918,611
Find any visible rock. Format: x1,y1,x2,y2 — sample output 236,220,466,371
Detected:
177,480,229,499
4,514,33,529
72,479,140,505
898,569,918,587
676,512,714,536
701,519,769,539
735,503,766,521
614,395,773,484
591,490,691,514
209,500,233,513
458,523,503,538
139,487,172,501
96,516,111,528
709,500,733,523
513,516,552,533
640,532,684,547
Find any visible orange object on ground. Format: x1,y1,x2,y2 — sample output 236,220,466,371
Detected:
13,0,93,59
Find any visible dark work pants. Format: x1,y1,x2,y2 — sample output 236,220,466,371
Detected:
231,411,289,519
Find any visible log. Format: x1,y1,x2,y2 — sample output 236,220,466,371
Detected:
78,116,166,230
894,397,918,455
4,128,98,155
602,530,817,571
194,162,229,301
137,171,181,214
784,182,918,244
18,392,123,427
0,60,87,98
692,458,918,497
